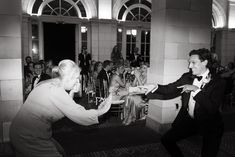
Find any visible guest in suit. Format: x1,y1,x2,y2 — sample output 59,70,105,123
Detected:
129,47,143,67
24,56,32,77
146,48,226,157
78,47,91,91
31,62,51,90
10,59,113,157
97,60,112,97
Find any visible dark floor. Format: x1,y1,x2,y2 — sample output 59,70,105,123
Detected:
1,94,235,157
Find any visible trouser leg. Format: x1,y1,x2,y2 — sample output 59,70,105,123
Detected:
161,116,196,157
201,125,224,157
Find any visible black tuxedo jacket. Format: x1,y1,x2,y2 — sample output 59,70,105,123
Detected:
78,53,91,68
97,69,109,84
129,53,142,67
147,72,226,132
31,73,51,90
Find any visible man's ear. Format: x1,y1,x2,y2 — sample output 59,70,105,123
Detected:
202,60,208,67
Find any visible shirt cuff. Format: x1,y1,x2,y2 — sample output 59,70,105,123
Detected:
151,86,158,93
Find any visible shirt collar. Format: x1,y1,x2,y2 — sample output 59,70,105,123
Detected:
199,69,209,80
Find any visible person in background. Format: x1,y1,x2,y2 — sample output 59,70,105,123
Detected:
97,60,112,98
132,63,148,86
38,59,46,73
92,61,103,91
129,47,142,67
24,61,34,99
10,59,113,157
31,62,51,90
24,56,32,78
145,48,226,157
45,59,55,77
109,62,129,101
122,63,148,125
78,47,91,91
111,45,123,65
89,60,97,77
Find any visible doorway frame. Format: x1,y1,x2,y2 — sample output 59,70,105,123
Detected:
29,15,91,64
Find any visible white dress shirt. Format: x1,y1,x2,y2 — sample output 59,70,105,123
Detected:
188,69,210,118
33,75,40,89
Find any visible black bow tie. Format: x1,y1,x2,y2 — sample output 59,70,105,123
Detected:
192,75,203,81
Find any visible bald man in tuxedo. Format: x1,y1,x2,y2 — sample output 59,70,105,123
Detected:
146,48,226,157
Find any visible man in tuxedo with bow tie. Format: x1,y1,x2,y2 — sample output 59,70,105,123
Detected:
147,48,226,157
97,60,112,98
31,62,51,90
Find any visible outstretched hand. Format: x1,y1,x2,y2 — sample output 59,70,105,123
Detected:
69,82,80,98
97,94,113,116
138,84,158,95
177,84,199,93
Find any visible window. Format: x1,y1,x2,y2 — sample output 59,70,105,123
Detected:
81,26,88,49
126,29,137,60
117,27,123,54
32,23,39,61
141,30,150,63
32,0,87,18
117,0,151,22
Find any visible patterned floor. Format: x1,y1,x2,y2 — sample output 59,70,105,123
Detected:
1,105,235,157
69,132,235,157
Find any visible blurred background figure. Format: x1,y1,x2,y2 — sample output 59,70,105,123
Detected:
97,60,112,98
45,59,55,77
31,62,51,90
111,45,123,65
129,47,142,67
78,46,91,92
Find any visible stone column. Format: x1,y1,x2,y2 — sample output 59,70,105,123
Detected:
146,0,212,133
0,0,23,142
90,19,117,62
215,29,235,65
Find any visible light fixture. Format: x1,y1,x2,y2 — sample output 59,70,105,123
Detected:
81,26,87,33
132,29,137,36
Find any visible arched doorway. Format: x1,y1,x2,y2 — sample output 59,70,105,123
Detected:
43,22,75,65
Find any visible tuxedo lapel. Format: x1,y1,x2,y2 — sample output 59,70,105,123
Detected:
182,74,194,108
200,74,216,90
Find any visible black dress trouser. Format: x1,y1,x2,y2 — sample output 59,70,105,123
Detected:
161,114,224,157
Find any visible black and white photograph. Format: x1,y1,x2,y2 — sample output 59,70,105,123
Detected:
0,0,235,157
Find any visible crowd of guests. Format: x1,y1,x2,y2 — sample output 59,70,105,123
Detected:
85,58,149,125
23,46,149,125
23,56,55,98
23,47,235,126
18,47,235,157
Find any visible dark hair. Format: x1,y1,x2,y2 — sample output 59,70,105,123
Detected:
94,61,102,72
228,62,235,70
113,61,124,72
25,56,31,60
102,60,111,68
189,48,212,69
33,62,42,68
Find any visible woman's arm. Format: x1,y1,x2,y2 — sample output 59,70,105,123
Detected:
115,75,126,87
50,87,110,126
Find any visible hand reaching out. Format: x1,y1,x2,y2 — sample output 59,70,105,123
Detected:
97,94,113,116
138,84,158,95
177,84,199,93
